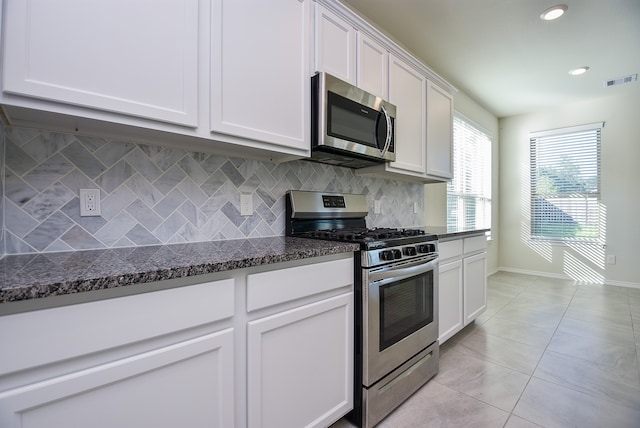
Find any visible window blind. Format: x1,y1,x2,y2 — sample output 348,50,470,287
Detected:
447,115,492,231
529,123,602,241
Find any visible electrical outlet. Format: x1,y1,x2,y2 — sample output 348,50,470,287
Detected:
607,255,617,265
240,193,253,216
413,202,418,214
79,189,101,216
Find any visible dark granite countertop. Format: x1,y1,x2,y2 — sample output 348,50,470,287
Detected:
424,227,490,241
0,237,359,305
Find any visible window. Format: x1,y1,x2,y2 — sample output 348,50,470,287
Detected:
447,115,492,232
530,122,602,241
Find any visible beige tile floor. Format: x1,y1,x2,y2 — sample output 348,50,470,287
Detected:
331,271,640,428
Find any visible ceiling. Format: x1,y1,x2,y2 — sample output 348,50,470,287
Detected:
341,0,640,118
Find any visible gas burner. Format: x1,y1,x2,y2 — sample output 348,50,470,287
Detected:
367,227,426,240
301,227,426,242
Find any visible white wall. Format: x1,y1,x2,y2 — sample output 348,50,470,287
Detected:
424,90,500,274
499,87,640,287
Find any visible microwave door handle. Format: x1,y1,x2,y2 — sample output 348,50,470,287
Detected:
374,109,384,153
379,105,393,156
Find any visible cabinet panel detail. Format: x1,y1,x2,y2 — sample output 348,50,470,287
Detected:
464,235,488,254
463,252,488,325
314,4,357,83
246,257,353,312
0,278,234,376
357,34,388,99
426,81,453,179
439,239,463,261
211,0,310,152
2,0,199,126
388,55,427,174
438,260,464,344
0,330,234,428
247,293,353,428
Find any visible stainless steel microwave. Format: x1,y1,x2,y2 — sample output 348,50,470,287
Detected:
311,72,396,168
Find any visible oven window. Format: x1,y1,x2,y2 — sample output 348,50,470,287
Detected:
379,270,434,351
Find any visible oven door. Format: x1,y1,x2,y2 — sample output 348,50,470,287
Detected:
362,255,439,387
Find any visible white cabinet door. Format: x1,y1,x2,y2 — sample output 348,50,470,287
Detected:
314,4,357,84
247,293,353,428
463,251,487,325
0,330,235,428
2,0,199,127
357,34,388,99
387,55,427,174
211,0,311,155
438,259,463,344
426,81,453,180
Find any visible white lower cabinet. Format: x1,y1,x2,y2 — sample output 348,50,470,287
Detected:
438,234,487,344
438,259,463,344
245,256,354,428
0,278,236,428
463,251,488,325
0,254,355,428
247,293,353,428
0,330,234,428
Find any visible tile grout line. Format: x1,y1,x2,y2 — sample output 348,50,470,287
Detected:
502,276,580,428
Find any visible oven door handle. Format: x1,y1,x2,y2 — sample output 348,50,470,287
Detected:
369,258,438,285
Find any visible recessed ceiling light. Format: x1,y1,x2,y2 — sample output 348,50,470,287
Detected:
540,5,568,21
569,66,590,76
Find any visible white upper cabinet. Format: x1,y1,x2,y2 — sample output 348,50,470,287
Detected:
2,0,199,127
313,3,388,99
314,4,357,84
211,0,311,156
386,55,427,175
357,33,388,99
1,0,311,161
313,1,455,182
426,81,454,180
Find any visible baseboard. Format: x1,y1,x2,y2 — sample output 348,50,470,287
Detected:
603,278,640,290
496,267,569,281
495,267,640,290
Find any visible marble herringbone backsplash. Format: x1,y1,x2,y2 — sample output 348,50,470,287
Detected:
1,125,424,254
0,124,5,256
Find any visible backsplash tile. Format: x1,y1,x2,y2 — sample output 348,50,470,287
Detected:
2,124,424,254
0,124,5,256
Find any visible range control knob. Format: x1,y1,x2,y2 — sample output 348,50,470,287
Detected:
380,248,405,261
417,243,436,253
380,250,395,261
403,246,417,256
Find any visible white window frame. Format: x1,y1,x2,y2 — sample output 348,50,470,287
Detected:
446,114,492,234
529,122,603,243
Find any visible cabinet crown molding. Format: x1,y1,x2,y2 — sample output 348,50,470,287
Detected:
316,0,457,94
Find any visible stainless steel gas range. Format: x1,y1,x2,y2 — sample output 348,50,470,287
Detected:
286,191,439,428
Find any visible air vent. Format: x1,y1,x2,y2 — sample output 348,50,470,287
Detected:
604,74,637,87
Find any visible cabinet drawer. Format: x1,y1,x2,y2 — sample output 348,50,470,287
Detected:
247,257,354,312
0,279,235,377
0,329,234,428
463,235,488,254
438,239,463,261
